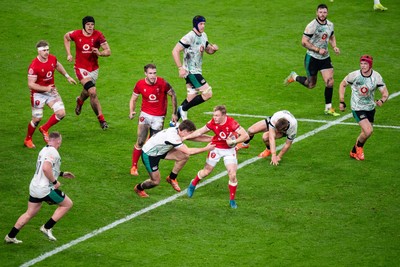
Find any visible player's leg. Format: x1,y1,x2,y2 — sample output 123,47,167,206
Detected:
353,118,373,160
5,201,42,243
131,123,150,175
39,190,72,241
39,99,66,143
258,131,273,158
24,116,41,148
225,162,238,208
179,75,211,119
164,149,190,192
321,66,339,116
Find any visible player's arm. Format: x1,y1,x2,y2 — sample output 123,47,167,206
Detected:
376,86,389,107
42,161,60,189
339,79,348,111
277,139,293,161
172,43,187,78
27,75,53,93
226,127,249,147
129,93,139,119
205,42,219,54
99,42,111,57
183,125,209,141
63,31,74,62
187,134,213,143
235,127,249,144
176,143,215,156
167,86,178,123
301,35,320,54
268,127,280,166
56,61,77,85
329,34,340,55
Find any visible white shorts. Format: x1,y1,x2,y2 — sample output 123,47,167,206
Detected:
138,111,165,131
206,147,237,167
31,91,64,118
75,68,99,83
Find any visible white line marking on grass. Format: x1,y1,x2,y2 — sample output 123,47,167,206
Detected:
20,91,399,267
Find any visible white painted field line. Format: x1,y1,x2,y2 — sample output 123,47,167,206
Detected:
21,91,399,267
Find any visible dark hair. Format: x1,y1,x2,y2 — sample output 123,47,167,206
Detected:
36,40,49,48
179,120,196,132
317,4,328,10
275,118,290,133
49,132,61,140
144,63,157,72
213,105,227,115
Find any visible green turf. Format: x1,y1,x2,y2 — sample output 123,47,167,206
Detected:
1,0,399,266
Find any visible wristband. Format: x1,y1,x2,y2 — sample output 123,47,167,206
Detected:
65,74,70,78
379,99,384,103
59,172,64,177
52,180,58,185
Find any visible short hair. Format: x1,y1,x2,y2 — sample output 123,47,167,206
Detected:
275,118,290,133
179,120,196,132
317,4,328,10
36,40,49,49
144,63,157,72
213,105,227,115
49,131,61,140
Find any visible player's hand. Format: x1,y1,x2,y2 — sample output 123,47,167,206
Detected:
333,46,340,55
178,68,188,78
67,55,73,62
92,48,101,56
62,172,75,179
339,102,346,112
67,77,77,85
129,111,136,120
54,181,60,189
375,99,384,107
210,44,219,52
205,142,216,151
171,113,178,124
270,154,279,166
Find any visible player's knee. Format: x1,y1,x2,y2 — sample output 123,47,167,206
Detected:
137,139,146,147
55,110,66,120
366,128,373,137
32,108,43,119
326,78,334,88
202,86,212,99
307,83,316,89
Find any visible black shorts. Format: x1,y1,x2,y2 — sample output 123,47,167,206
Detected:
141,151,167,173
304,54,333,77
352,109,376,123
185,73,207,89
29,189,65,205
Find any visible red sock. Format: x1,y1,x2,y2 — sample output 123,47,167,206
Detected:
41,114,60,131
192,175,201,186
97,114,105,122
132,147,142,167
26,121,36,140
229,183,237,200
77,98,84,106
